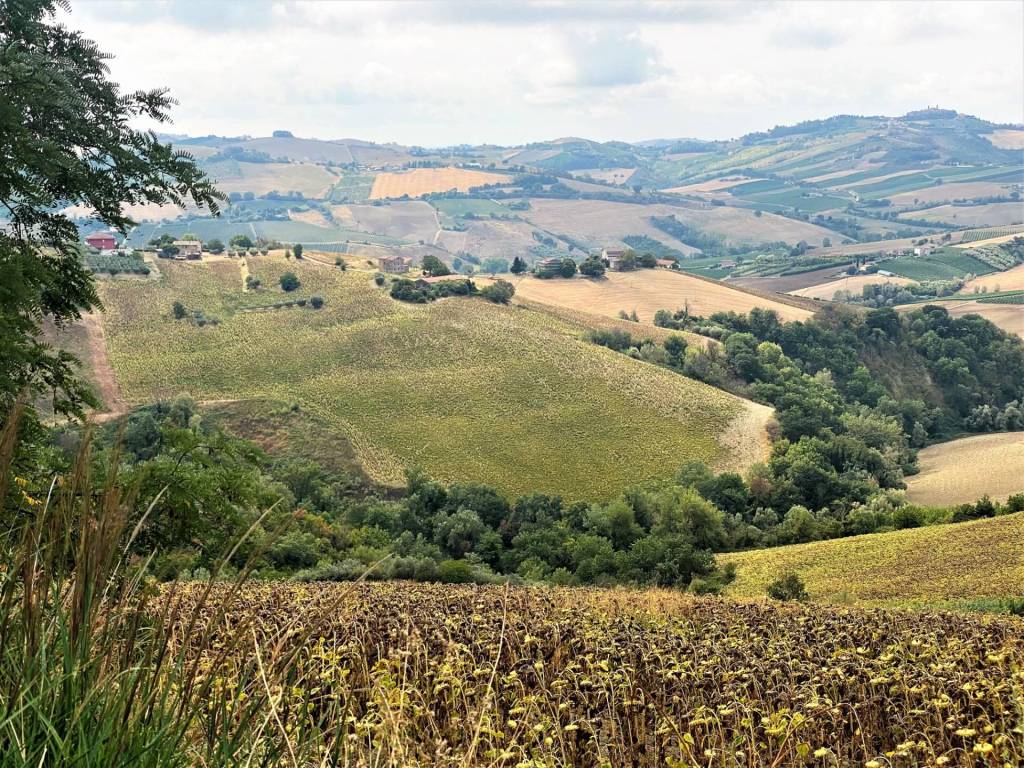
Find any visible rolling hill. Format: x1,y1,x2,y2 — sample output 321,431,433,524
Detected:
722,512,1024,608
95,255,772,501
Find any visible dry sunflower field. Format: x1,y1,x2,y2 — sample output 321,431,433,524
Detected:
169,581,1024,767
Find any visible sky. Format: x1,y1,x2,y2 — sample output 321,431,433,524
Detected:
65,0,1024,147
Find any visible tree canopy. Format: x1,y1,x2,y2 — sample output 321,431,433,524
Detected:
0,0,222,417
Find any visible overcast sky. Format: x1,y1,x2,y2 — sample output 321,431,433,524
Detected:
65,0,1024,147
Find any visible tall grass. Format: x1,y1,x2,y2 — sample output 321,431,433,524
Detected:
0,405,354,767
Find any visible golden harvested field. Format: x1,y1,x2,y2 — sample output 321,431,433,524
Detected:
961,262,1024,291
661,176,749,195
369,167,509,199
790,272,916,300
97,256,770,500
174,581,1024,766
204,160,336,198
986,128,1024,150
888,180,1017,206
905,432,1024,506
435,219,548,260
905,202,1024,228
722,512,1024,606
504,270,814,325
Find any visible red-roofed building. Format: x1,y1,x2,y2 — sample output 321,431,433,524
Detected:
85,232,117,250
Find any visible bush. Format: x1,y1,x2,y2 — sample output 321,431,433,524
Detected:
280,272,300,292
310,295,324,309
767,572,809,602
437,559,473,583
171,300,186,320
374,274,385,286
479,279,515,304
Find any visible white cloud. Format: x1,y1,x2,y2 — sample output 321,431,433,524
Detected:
62,0,1023,145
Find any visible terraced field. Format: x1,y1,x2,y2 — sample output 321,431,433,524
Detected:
503,269,815,325
906,432,1024,505
97,256,770,500
722,512,1024,607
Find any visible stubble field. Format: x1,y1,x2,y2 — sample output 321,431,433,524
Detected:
369,167,509,199
905,432,1024,505
504,269,815,325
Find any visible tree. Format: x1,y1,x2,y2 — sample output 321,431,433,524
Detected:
293,243,303,259
481,257,509,275
310,295,324,309
421,254,451,277
0,0,223,417
206,238,225,254
510,256,528,275
280,272,300,292
230,234,253,249
558,258,577,278
172,301,187,320
578,255,606,277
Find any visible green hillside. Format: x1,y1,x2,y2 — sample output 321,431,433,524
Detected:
98,255,768,500
721,512,1024,609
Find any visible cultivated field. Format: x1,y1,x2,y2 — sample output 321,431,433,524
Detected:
97,256,770,500
505,270,814,325
790,272,916,300
904,201,1024,227
897,298,1024,337
174,581,1024,766
203,160,337,198
661,175,749,195
435,219,552,261
887,180,1016,206
334,201,439,242
906,432,1024,505
369,167,509,199
568,167,637,184
962,261,1024,291
985,128,1024,150
722,512,1024,607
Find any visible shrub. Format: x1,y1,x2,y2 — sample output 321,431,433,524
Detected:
310,295,324,309
374,274,385,286
172,300,186,320
437,559,474,583
479,279,515,304
767,572,809,602
280,272,300,292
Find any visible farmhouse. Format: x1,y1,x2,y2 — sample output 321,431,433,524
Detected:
85,232,117,251
173,239,203,260
535,257,565,278
655,258,677,269
718,259,738,269
377,255,411,274
601,247,626,270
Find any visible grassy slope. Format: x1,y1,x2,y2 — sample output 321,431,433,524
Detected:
721,512,1024,607
98,255,768,500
